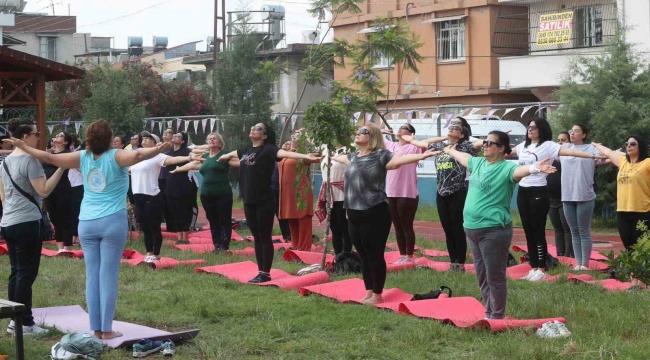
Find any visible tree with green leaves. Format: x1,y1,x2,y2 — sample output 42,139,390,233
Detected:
551,28,650,215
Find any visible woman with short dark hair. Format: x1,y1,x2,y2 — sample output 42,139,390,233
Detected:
594,135,650,250
0,118,64,336
443,130,556,319
5,119,171,340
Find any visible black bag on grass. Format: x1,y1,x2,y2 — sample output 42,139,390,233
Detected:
333,252,362,274
411,286,452,301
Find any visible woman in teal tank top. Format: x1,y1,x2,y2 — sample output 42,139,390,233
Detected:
5,120,171,340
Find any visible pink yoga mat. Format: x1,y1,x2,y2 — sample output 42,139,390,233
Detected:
282,250,335,269
227,247,257,256
397,297,565,332
121,250,204,269
512,245,609,261
191,230,243,241
244,235,285,242
195,261,331,290
557,256,609,271
413,258,476,273
0,244,7,255
188,237,214,244
505,264,560,282
40,248,84,258
32,305,199,348
298,278,414,309
420,249,450,257
172,244,215,253
384,251,417,272
386,243,419,252
566,273,635,291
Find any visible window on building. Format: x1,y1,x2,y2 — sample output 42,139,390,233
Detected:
436,19,466,62
270,80,280,103
39,36,57,60
372,52,394,68
575,6,603,47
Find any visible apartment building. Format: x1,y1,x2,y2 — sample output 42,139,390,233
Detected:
332,0,539,109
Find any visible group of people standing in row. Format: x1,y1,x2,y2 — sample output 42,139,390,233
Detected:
1,113,648,338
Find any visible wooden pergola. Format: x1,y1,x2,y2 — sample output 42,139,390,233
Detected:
0,46,85,150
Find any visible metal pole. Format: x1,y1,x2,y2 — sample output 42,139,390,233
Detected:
213,0,219,64
222,0,226,51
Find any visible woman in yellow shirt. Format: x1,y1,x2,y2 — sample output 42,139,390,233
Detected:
594,135,650,250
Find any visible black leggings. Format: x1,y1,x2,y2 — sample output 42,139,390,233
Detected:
437,189,468,264
244,201,276,273
348,202,392,294
387,196,419,256
517,186,550,268
46,195,74,246
202,194,233,250
70,186,84,237
330,201,352,254
548,198,572,257
134,193,164,255
166,195,193,232
617,211,650,250
273,190,291,240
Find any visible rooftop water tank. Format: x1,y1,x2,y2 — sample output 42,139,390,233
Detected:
0,0,26,13
128,36,143,48
260,4,285,20
153,36,168,50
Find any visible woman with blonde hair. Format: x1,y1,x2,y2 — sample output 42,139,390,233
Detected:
4,119,171,340
333,124,436,304
173,132,233,252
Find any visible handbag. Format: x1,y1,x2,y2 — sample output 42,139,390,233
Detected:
2,160,53,241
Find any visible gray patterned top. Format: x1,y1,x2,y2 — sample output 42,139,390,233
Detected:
344,149,394,210
429,140,478,196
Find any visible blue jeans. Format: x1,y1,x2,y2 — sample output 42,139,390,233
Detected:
563,200,595,266
79,210,128,332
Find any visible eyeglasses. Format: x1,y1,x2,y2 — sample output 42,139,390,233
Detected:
448,126,461,131
625,141,638,147
527,126,538,131
131,136,139,140
483,140,501,148
356,128,370,135
29,132,41,138
250,125,265,133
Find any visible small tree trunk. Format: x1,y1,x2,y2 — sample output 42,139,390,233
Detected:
320,149,333,268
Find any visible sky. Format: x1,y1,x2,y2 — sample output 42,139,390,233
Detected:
22,0,326,49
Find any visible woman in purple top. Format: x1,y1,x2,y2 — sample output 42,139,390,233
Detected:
381,124,422,264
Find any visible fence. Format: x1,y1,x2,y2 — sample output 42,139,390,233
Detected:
0,107,88,138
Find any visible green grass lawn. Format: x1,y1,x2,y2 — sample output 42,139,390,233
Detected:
1,229,646,359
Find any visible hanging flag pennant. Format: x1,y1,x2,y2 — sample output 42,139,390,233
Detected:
201,118,208,132
193,120,199,132
418,111,427,120
176,119,182,131
443,113,455,128
521,106,534,117
150,120,155,132
220,120,224,133
429,113,441,129
47,125,55,134
291,115,298,130
391,113,399,121
61,118,71,126
405,111,413,123
503,108,517,117
75,122,82,134
469,108,481,115
353,112,361,121
280,115,287,128
535,106,547,114
364,113,373,123
184,120,191,132
487,109,498,119
167,120,173,130
210,118,216,133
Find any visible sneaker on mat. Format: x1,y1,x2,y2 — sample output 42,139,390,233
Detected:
161,339,176,356
144,256,153,263
248,272,271,284
572,265,582,271
579,265,590,271
8,323,49,336
133,339,163,358
57,249,71,254
393,256,407,264
521,269,536,280
528,270,547,282
405,256,415,264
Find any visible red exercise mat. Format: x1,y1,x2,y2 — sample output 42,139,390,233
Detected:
0,244,7,255
413,258,476,273
195,261,331,290
188,237,213,244
244,235,285,242
512,245,608,262
41,248,84,258
191,230,243,241
282,250,335,269
419,249,450,257
397,296,566,333
298,278,414,310
121,249,146,266
566,273,636,292
557,256,609,271
172,244,215,253
504,264,561,282
227,247,256,256
147,258,205,270
384,251,417,272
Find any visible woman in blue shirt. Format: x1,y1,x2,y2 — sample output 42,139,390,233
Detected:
5,119,171,340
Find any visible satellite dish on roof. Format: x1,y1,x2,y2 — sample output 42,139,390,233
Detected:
302,30,320,44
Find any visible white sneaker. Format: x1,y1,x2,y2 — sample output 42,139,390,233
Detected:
572,265,582,271
579,265,590,271
521,269,536,280
144,255,153,263
528,269,547,282
393,256,407,264
405,256,415,264
8,323,49,336
552,320,572,337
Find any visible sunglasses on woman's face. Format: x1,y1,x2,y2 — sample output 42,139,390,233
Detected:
483,140,501,148
527,125,538,131
250,125,265,133
399,126,411,132
625,141,638,147
448,126,461,131
356,128,370,135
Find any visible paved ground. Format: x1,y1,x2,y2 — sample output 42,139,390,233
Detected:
196,207,626,253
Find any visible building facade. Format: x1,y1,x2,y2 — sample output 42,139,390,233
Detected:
332,0,539,109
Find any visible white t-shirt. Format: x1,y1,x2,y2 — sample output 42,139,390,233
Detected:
130,153,168,195
320,146,348,203
515,141,561,188
68,168,83,187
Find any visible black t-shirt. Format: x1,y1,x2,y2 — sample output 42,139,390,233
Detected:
237,144,280,204
42,149,71,199
546,160,562,200
165,147,194,197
